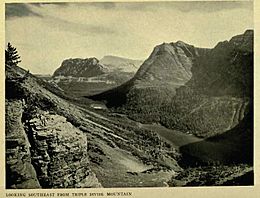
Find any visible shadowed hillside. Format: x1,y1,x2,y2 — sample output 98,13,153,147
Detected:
89,30,253,138
179,109,253,166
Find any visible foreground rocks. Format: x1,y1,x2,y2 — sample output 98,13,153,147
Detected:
6,99,101,188
5,100,41,189
26,111,101,188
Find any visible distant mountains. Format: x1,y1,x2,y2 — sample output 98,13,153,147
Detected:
53,55,143,78
89,30,253,139
50,56,143,97
53,58,107,78
100,55,143,73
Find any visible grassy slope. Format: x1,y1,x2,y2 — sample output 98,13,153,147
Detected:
6,65,182,188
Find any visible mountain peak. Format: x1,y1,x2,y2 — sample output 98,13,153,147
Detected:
175,40,191,47
132,40,203,86
53,57,107,77
244,29,253,35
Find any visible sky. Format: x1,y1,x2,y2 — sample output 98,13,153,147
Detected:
5,1,253,75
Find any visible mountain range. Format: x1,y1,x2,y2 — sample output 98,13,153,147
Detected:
5,30,254,188
89,30,253,138
50,56,143,97
53,55,142,78
100,55,143,73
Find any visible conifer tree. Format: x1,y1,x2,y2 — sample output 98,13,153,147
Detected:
5,42,21,67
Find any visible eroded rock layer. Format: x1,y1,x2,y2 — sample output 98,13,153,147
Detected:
6,100,41,189
26,111,101,188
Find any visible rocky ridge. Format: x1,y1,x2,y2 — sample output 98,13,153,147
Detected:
133,41,209,87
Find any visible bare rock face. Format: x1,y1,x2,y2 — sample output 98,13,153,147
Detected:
133,42,208,88
6,100,41,189
6,98,101,188
26,111,101,188
53,58,107,78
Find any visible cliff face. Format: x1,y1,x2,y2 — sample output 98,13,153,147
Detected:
6,100,41,189
53,58,107,78
26,111,101,188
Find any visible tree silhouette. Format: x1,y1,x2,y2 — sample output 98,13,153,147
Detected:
5,42,21,67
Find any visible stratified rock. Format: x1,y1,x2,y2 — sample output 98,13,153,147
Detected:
5,100,41,189
27,111,101,188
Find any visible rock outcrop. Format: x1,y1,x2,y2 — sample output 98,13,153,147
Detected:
5,65,102,189
6,100,41,189
26,111,101,188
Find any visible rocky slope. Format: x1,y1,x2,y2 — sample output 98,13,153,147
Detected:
5,65,101,188
187,29,253,97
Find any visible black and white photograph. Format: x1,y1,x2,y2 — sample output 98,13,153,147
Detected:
4,0,254,190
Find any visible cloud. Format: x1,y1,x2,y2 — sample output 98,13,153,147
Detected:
5,1,253,75
80,1,253,13
5,3,41,19
170,1,253,13
44,15,116,36
6,1,253,20
87,2,116,9
31,3,68,7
